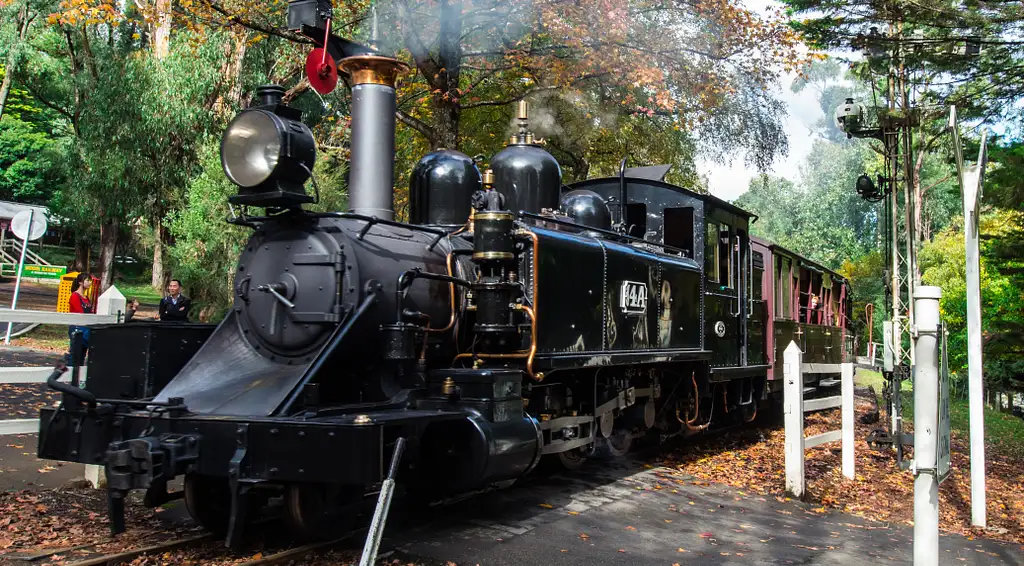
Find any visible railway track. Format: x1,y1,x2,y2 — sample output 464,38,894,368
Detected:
3,417,784,566
3,524,368,566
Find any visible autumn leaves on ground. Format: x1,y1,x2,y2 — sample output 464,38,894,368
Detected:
660,374,1024,546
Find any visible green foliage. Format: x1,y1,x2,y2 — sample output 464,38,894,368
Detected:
919,210,1024,391
167,140,249,321
735,139,879,270
0,115,54,201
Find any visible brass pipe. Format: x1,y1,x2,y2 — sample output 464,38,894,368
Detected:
425,251,458,334
424,218,471,335
687,372,700,425
676,375,711,431
743,399,758,423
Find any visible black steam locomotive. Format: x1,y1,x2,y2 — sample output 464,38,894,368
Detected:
37,2,854,548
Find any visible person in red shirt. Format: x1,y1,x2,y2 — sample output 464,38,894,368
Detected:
66,273,94,364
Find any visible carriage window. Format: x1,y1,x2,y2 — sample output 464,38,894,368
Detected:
664,207,694,258
718,227,732,288
752,251,763,301
777,256,791,319
705,221,719,282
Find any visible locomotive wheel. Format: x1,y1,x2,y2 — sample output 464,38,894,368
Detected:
184,474,232,536
285,483,364,540
596,433,633,459
556,448,588,471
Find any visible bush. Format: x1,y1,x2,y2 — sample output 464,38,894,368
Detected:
167,139,249,321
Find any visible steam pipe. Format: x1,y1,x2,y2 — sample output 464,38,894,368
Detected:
46,364,97,407
395,268,472,323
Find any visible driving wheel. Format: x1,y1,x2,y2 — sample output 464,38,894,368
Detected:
285,483,364,540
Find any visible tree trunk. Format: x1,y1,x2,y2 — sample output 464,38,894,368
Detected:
97,217,119,292
0,4,32,122
73,239,89,272
153,0,171,59
428,0,463,149
151,217,168,290
226,31,248,107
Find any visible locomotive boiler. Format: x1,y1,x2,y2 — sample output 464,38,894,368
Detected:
36,0,855,548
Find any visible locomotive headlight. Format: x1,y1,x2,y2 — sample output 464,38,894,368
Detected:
221,111,284,188
220,85,317,208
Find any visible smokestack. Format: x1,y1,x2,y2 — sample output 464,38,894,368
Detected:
338,55,409,220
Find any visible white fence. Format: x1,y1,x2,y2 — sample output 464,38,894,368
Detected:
0,286,124,436
783,341,855,498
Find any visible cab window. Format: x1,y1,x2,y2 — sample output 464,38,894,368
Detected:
664,207,694,258
719,228,732,288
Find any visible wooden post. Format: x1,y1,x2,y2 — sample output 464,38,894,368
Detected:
784,341,804,497
842,362,855,480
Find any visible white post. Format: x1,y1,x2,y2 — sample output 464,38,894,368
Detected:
783,341,804,497
913,286,942,566
83,285,125,488
97,285,126,322
841,362,855,480
963,165,987,528
950,108,987,527
4,209,32,344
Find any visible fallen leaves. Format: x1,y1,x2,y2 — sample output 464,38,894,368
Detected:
658,397,1024,545
625,525,637,531
538,503,554,509
578,533,590,540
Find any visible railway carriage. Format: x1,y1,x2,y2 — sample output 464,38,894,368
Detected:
35,3,855,547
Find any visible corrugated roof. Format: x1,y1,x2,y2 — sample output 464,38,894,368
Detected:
0,200,50,221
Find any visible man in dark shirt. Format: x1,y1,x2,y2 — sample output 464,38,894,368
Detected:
159,279,192,322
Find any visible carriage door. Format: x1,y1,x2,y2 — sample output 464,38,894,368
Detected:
747,249,766,366
704,220,740,367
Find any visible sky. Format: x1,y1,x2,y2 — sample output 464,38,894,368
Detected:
695,0,832,203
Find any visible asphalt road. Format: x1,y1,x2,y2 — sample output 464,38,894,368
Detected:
384,460,1022,565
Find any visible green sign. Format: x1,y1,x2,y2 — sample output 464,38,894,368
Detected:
20,264,67,279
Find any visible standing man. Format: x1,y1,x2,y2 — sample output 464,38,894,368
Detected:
159,279,192,322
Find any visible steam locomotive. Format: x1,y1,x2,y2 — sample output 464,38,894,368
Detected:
36,1,854,548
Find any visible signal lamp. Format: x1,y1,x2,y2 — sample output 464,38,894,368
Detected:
855,174,887,202
221,85,317,208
